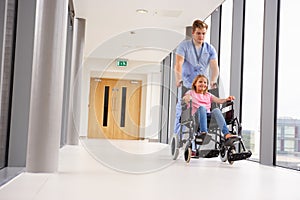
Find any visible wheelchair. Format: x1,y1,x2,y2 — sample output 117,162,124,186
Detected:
170,85,252,164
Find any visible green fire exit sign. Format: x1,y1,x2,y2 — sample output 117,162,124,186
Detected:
116,59,128,67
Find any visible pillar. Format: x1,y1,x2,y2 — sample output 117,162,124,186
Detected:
66,18,85,145
26,0,68,173
185,26,192,40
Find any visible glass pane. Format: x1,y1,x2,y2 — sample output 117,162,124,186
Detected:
204,16,212,85
277,0,300,170
102,86,109,127
120,87,127,127
204,16,211,44
241,0,264,161
285,127,295,138
219,1,233,97
0,0,18,169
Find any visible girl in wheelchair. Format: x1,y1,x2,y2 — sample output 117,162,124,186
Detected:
171,75,252,164
183,74,237,141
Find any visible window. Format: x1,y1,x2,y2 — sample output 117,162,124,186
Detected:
241,0,264,161
277,0,300,170
204,16,211,44
284,126,295,139
219,0,233,97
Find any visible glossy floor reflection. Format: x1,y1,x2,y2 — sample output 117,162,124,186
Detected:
0,139,300,200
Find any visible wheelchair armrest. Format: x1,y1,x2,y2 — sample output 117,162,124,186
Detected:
181,103,187,110
181,97,192,114
220,100,234,110
221,101,235,122
221,100,233,107
180,97,188,108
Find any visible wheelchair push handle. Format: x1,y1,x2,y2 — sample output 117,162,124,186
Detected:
211,82,218,89
177,80,183,87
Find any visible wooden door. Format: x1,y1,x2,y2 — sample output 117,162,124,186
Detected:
112,79,141,139
88,78,141,139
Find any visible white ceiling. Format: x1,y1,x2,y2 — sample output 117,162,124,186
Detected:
73,0,225,63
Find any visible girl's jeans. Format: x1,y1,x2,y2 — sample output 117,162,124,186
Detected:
197,106,229,136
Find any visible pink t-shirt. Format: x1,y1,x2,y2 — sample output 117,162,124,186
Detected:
185,90,213,115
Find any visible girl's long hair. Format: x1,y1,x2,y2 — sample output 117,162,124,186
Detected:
191,74,209,94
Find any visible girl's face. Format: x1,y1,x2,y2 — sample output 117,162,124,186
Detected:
195,77,208,93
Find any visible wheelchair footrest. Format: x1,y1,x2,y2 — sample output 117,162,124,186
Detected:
224,136,241,146
228,151,252,162
195,134,212,145
198,149,219,158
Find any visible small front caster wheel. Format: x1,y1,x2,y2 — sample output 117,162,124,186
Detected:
171,134,180,160
184,146,192,163
220,146,228,162
227,147,236,165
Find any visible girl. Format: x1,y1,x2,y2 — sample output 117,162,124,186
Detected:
183,74,237,142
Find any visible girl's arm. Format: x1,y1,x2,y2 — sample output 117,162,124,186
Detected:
211,95,235,104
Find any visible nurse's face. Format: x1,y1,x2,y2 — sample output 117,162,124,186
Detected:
192,27,207,45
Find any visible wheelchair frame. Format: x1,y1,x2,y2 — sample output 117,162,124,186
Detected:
171,86,252,164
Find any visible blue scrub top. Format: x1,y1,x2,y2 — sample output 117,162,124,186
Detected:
176,40,217,88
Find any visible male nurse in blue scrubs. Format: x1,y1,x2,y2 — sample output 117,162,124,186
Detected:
174,19,219,134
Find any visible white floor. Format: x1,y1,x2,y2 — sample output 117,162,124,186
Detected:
0,139,300,200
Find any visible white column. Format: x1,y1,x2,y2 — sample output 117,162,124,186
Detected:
230,0,245,119
26,0,68,173
185,26,192,39
260,0,279,166
67,18,86,145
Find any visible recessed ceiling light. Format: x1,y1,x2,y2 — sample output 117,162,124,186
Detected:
136,9,148,14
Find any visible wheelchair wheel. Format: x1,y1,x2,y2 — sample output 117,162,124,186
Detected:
227,147,236,165
184,146,192,163
219,146,228,162
171,134,180,160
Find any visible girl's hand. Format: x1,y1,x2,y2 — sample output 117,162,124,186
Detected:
183,94,191,104
226,96,235,101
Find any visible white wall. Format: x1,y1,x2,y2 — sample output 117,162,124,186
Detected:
80,58,161,139
144,73,162,139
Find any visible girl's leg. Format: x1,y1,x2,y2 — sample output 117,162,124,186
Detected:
197,106,208,133
211,108,230,137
